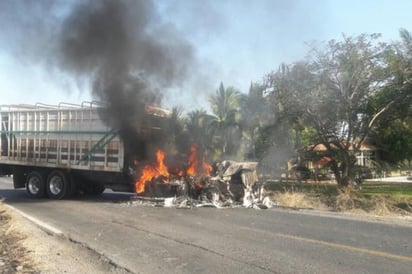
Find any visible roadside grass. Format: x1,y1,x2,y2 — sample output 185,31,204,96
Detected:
359,183,412,215
360,183,412,197
264,181,339,196
264,180,412,216
265,181,339,210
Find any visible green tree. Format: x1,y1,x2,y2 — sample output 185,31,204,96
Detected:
165,106,185,154
374,119,412,167
185,109,216,151
267,34,395,186
238,82,272,159
370,29,412,168
208,82,242,159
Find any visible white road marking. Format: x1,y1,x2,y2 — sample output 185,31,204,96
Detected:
5,204,63,235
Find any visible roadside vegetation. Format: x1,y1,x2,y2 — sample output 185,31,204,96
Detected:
162,29,412,215
265,181,412,216
360,183,412,197
165,29,412,191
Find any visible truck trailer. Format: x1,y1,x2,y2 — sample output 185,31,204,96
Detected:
0,102,170,199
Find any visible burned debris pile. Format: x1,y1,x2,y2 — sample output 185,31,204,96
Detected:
132,159,276,209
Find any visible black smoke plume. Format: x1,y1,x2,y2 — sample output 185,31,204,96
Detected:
58,0,194,160
0,0,194,161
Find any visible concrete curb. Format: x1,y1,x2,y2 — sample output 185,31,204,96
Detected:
4,204,63,235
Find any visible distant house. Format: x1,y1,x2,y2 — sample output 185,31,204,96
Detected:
354,143,379,167
299,142,380,180
306,143,378,167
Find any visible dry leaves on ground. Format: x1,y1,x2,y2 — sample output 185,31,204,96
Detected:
0,205,39,273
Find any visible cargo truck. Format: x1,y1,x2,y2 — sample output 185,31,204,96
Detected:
0,102,170,199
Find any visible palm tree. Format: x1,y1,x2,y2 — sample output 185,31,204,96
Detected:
400,28,412,49
238,82,273,159
164,106,185,154
185,109,216,153
208,83,242,158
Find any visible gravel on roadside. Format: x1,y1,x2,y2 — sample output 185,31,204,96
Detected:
0,201,129,274
0,204,39,273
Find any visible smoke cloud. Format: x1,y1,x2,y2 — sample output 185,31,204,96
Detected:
59,0,193,127
0,0,195,161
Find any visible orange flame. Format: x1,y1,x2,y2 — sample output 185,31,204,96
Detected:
187,144,212,177
135,150,170,193
135,145,213,194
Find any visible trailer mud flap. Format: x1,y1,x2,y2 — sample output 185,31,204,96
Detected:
13,167,27,189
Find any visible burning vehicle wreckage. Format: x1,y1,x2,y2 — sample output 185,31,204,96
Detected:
131,147,277,209
0,0,274,208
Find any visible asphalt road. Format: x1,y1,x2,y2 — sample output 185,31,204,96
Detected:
1,177,411,274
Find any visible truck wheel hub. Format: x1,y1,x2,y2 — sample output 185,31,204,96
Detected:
28,177,40,194
49,177,63,195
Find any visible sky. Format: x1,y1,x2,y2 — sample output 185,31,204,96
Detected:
0,0,411,111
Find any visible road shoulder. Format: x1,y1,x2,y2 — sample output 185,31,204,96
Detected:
0,201,126,273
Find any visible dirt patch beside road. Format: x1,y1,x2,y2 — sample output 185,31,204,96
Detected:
0,201,130,273
0,205,38,273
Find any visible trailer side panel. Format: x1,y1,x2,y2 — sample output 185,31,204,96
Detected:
0,105,124,173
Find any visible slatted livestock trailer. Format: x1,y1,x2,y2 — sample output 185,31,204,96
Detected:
0,102,169,199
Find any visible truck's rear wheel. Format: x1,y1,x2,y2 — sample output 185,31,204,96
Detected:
46,170,72,200
26,171,46,198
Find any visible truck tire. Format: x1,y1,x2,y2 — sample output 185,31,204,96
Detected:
46,170,72,200
26,171,46,198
